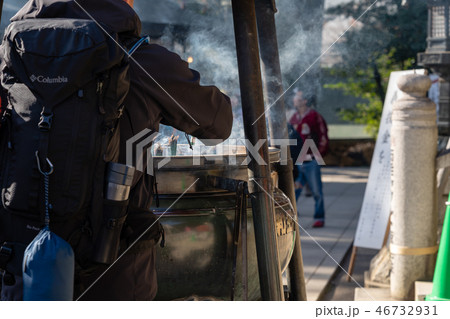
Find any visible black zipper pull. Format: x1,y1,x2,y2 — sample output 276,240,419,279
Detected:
117,104,125,119
2,109,13,149
153,175,160,208
97,77,106,115
159,224,165,248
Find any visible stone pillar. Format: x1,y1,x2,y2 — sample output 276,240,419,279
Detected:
390,74,438,300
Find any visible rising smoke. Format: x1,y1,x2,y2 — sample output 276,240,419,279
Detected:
135,0,327,147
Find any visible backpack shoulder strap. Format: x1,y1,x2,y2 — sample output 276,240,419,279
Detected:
127,36,150,56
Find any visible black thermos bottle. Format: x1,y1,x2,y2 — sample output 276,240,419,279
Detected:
93,162,135,264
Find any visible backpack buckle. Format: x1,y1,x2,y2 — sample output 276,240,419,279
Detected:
38,111,53,131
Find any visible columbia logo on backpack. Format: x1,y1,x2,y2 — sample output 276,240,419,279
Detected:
30,74,69,84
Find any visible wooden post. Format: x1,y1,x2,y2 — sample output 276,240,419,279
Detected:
346,246,358,282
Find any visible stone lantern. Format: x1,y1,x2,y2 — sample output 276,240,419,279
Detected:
418,0,450,136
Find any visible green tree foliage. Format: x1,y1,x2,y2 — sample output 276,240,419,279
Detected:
324,0,427,138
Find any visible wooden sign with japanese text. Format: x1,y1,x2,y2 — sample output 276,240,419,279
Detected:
354,69,425,250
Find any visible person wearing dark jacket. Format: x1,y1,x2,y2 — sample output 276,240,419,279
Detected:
1,0,232,301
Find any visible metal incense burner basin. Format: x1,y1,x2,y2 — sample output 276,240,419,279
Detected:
151,146,297,300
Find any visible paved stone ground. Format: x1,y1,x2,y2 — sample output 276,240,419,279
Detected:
295,167,371,301
321,247,378,301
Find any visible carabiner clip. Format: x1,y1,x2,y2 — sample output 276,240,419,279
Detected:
35,151,54,175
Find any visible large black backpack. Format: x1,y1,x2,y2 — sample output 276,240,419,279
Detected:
0,18,131,283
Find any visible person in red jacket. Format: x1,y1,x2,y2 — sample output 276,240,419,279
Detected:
289,90,328,228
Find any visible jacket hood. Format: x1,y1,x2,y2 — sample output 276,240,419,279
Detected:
11,0,141,37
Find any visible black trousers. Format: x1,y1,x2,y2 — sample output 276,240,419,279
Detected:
78,245,158,301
